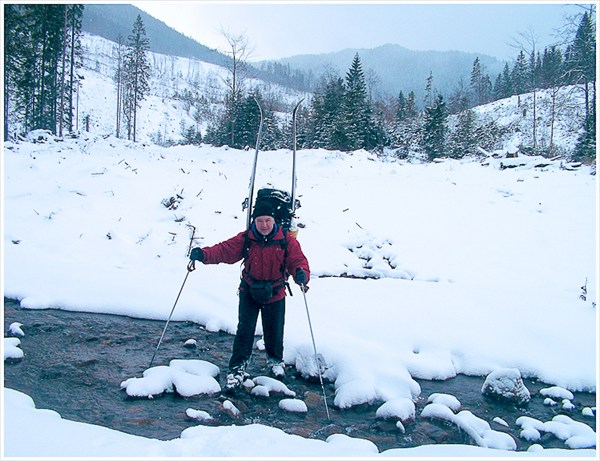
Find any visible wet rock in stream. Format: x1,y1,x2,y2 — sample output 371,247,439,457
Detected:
3,298,596,452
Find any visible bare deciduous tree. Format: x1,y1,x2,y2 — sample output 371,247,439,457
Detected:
510,28,542,150
219,29,253,147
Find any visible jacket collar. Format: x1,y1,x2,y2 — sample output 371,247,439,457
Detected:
250,222,281,242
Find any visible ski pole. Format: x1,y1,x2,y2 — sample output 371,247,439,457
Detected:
148,259,196,369
301,284,331,420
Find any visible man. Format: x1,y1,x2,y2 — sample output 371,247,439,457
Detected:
190,203,310,392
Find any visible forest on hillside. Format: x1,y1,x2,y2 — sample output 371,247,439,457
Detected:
3,4,596,162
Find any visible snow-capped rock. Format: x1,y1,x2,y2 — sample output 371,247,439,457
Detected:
481,368,531,405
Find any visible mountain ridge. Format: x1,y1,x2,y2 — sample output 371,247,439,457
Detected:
260,43,506,101
82,3,230,67
81,4,505,102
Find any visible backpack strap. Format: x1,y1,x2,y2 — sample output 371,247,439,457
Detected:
242,230,252,260
241,228,289,290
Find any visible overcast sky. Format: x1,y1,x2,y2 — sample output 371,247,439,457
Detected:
132,1,588,62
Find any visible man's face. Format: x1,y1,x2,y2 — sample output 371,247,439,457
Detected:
255,216,275,236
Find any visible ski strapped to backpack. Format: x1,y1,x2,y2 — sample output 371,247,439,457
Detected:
290,98,304,219
240,99,305,298
242,98,304,233
243,96,264,230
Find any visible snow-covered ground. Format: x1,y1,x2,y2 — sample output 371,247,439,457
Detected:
2,29,597,459
2,130,597,457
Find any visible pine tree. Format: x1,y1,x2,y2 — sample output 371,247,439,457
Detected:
207,88,243,148
470,57,486,106
294,105,310,149
424,71,434,108
569,12,596,120
308,76,346,150
394,90,418,122
113,34,126,138
123,14,150,142
449,97,477,159
56,4,83,136
11,6,40,134
500,62,513,98
421,94,448,161
180,124,202,145
3,4,83,137
511,50,529,96
64,5,84,133
395,91,407,121
21,4,65,133
3,4,27,139
341,53,386,150
343,53,370,150
565,11,596,162
540,46,563,89
492,63,513,100
447,78,470,114
282,103,309,150
260,108,283,150
205,91,281,150
391,90,420,157
573,112,596,163
540,45,565,156
405,91,418,119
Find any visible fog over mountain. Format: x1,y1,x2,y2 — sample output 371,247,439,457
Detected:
82,3,504,104
261,44,505,103
82,3,230,67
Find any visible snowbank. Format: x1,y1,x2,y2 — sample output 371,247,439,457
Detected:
3,134,597,457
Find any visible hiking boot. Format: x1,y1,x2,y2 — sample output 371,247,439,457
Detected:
267,358,285,379
225,365,249,393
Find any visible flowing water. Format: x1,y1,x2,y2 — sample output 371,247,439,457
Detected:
4,298,596,452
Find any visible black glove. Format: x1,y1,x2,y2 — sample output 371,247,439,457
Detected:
295,268,307,286
190,247,204,262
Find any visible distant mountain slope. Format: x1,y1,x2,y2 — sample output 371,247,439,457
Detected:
77,32,583,157
81,3,230,68
82,4,505,103
77,33,304,145
263,44,506,103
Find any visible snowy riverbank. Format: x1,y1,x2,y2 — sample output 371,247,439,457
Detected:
3,133,597,457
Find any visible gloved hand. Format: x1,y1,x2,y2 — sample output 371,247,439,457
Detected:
190,247,204,262
295,268,307,286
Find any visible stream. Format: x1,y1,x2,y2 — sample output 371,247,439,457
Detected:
4,297,596,453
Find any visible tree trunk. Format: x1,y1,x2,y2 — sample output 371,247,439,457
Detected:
68,10,76,132
58,7,67,137
533,87,537,149
549,88,557,157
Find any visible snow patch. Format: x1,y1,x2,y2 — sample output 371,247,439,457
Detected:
4,338,24,361
120,360,221,398
421,403,517,450
516,415,597,449
279,399,308,413
251,376,296,397
9,322,25,337
375,398,415,422
185,408,213,421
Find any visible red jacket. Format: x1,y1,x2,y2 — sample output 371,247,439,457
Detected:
201,225,310,302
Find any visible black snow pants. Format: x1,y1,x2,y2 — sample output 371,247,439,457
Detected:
228,289,285,371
